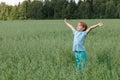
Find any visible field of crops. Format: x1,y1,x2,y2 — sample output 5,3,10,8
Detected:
0,19,120,80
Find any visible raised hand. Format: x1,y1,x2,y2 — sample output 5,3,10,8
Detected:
97,22,104,27
64,19,67,23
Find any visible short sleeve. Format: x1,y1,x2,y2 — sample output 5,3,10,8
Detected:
83,31,87,36
73,30,77,35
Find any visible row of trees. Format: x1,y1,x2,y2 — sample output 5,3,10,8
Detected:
0,0,120,20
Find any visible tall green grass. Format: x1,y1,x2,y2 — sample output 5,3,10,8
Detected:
0,19,120,80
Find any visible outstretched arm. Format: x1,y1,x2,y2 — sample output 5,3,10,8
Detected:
64,19,75,31
86,22,104,33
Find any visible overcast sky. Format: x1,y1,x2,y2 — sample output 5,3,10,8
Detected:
0,0,79,6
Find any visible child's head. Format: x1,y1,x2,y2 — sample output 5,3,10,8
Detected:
77,22,87,31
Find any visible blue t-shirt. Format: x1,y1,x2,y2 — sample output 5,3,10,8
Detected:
73,30,87,51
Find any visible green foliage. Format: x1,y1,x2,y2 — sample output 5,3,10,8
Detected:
0,0,120,20
117,4,120,18
105,0,117,18
30,1,43,19
0,19,120,80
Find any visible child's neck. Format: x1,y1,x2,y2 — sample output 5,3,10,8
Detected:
78,30,84,32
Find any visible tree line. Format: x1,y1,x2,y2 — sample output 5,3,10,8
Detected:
0,0,120,20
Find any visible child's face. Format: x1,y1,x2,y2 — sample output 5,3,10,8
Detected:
77,23,85,31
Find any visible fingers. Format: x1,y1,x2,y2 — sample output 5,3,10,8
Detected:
64,18,67,23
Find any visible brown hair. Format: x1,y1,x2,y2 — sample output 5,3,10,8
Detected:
79,22,87,31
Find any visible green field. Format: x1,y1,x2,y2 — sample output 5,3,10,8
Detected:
0,19,120,80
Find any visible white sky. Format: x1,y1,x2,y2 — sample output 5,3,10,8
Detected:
0,0,79,6
0,0,24,5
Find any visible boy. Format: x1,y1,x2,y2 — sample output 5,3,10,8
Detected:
64,19,104,70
